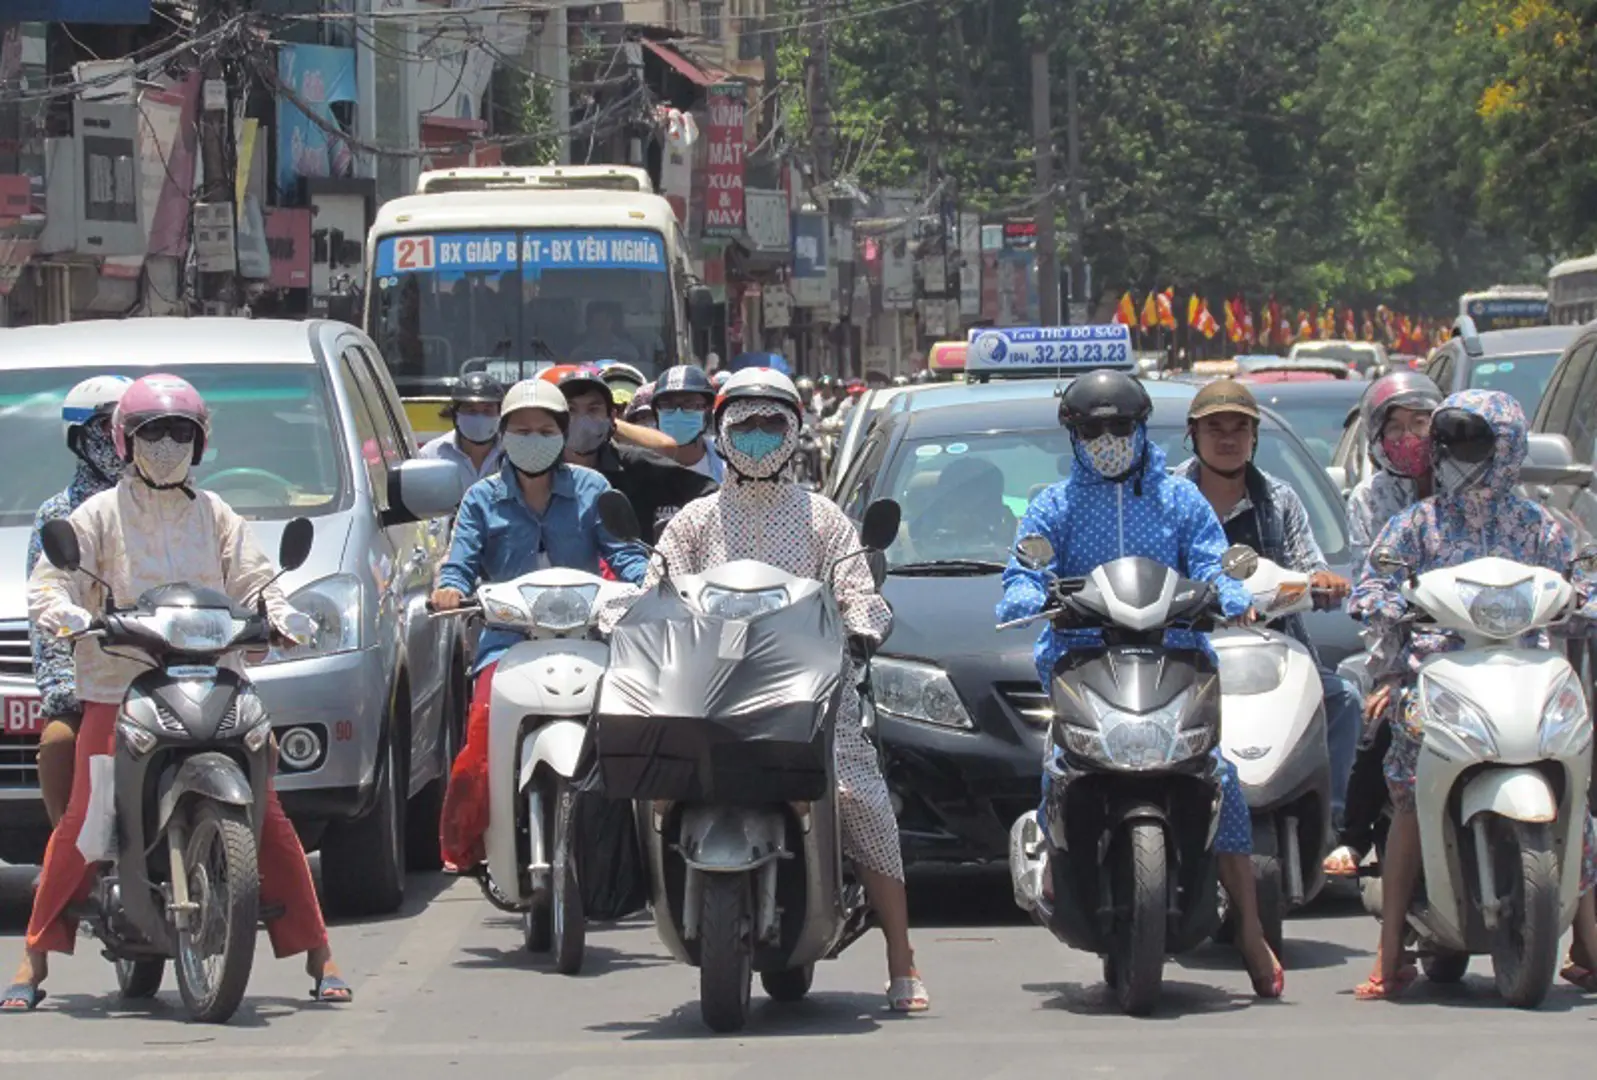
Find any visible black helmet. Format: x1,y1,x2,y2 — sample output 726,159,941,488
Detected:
1059,371,1152,432
452,371,507,408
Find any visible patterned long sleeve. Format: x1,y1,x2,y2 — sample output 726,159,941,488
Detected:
26,492,80,717
816,500,892,641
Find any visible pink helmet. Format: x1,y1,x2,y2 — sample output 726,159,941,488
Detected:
112,373,211,465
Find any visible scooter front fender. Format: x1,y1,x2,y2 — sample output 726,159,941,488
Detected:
518,718,587,792
679,806,787,872
155,752,257,837
1460,767,1558,825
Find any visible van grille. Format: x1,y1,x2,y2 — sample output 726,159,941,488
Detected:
997,684,1053,728
0,621,31,679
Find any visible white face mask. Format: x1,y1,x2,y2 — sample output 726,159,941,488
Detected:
566,415,612,456
133,437,192,488
455,413,499,445
501,432,565,476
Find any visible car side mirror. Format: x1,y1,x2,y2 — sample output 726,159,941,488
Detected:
687,285,715,331
860,498,901,551
384,458,466,526
598,489,642,543
1221,544,1259,581
1015,534,1055,571
278,517,314,573
1371,546,1411,579
40,519,81,572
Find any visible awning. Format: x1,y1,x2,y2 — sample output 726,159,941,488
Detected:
642,40,726,88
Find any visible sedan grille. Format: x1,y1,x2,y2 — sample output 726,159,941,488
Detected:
0,621,31,679
998,683,1053,728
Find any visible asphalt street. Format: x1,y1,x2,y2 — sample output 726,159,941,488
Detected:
2,862,1595,1080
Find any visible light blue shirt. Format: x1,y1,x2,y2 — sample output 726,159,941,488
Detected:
420,430,505,495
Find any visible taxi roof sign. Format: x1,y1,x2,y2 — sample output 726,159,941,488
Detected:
963,324,1137,381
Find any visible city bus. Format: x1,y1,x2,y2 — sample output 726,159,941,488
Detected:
1457,284,1549,331
363,169,711,439
1548,254,1597,326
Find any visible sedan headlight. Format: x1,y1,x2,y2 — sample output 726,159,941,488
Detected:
1216,644,1287,696
872,658,974,730
522,584,599,634
1069,687,1205,769
261,573,362,664
140,606,244,652
1455,577,1535,638
700,585,789,620
1421,677,1498,759
1540,670,1592,757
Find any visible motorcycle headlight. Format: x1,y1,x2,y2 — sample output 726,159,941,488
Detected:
1216,644,1287,696
1455,577,1535,638
1421,677,1498,760
521,584,599,634
1540,670,1592,757
871,658,974,730
260,573,363,664
141,606,244,652
699,585,789,620
1075,687,1201,769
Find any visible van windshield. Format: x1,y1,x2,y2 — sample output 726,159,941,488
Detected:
0,365,346,527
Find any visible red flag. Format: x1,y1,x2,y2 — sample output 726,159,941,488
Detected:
1242,298,1257,346
1157,288,1177,331
1259,299,1275,345
1297,309,1313,342
1269,297,1286,346
1194,298,1220,339
1141,292,1159,331
1114,291,1136,326
1225,298,1240,343
1344,308,1357,339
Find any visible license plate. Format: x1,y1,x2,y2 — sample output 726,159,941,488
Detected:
2,696,43,737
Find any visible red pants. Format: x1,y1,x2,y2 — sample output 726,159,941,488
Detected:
26,702,327,959
441,664,498,870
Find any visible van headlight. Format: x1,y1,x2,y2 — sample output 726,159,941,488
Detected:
1455,578,1535,638
261,574,362,663
699,585,788,620
1540,670,1592,757
1217,644,1287,696
1421,677,1498,759
872,658,973,729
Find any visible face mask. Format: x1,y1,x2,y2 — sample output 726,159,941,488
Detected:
727,427,786,463
1435,455,1489,497
455,413,499,446
1081,432,1138,479
76,423,125,486
567,415,612,456
502,432,565,476
133,437,192,488
658,408,706,446
1382,433,1431,478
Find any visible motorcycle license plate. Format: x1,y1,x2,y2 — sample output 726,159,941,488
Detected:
2,696,43,737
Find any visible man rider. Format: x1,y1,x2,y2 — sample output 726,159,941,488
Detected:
419,371,507,492
1172,380,1361,835
545,364,717,543
999,370,1283,998
651,364,725,482
569,300,641,367
26,375,131,827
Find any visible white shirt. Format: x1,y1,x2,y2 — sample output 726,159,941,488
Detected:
685,437,725,483
420,430,505,494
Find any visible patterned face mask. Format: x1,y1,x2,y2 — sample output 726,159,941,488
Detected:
455,412,499,445
502,432,565,476
133,437,192,488
718,400,798,480
1381,433,1431,478
1080,432,1138,479
1435,454,1490,497
76,420,125,485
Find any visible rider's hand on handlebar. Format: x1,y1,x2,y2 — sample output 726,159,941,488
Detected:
49,604,93,637
1311,570,1352,606
1237,606,1259,626
274,610,317,647
429,587,465,613
1364,683,1393,728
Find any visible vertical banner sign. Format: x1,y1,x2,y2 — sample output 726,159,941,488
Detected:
703,83,746,237
790,211,828,307
959,212,981,318
276,44,357,198
74,100,142,256
264,208,312,288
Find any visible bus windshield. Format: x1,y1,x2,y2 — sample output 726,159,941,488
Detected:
367,228,674,395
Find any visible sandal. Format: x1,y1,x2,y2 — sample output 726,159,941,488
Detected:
1354,966,1417,1000
310,974,353,1003
886,974,929,1013
1322,846,1360,877
1561,960,1597,993
0,983,45,1012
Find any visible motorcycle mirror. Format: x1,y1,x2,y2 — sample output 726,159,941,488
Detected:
1371,547,1411,579
860,498,901,550
1574,544,1597,573
1015,534,1055,571
278,517,314,573
1221,544,1259,581
597,490,642,543
867,549,887,589
39,519,81,572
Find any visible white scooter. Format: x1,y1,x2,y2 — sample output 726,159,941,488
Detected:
435,567,635,973
1212,548,1332,955
1363,547,1594,1008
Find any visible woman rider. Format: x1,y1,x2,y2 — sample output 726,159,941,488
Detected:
4,374,350,1011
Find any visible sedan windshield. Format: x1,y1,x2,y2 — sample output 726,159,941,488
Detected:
1252,395,1361,465
0,365,345,527
880,425,1347,570
1466,352,1560,413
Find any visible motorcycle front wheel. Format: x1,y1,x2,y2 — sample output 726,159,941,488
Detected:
550,779,585,975
1488,818,1559,1009
1107,821,1167,1017
698,872,753,1033
115,957,165,1000
174,801,260,1024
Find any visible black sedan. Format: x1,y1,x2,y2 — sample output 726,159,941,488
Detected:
842,380,1357,869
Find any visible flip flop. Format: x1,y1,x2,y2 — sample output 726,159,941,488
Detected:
886,974,929,1013
1322,846,1360,877
1561,961,1597,992
1354,965,1417,1000
310,975,353,1004
0,984,45,1012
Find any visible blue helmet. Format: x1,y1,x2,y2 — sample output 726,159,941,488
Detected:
654,364,715,400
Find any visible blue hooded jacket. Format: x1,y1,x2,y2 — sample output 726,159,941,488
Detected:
995,427,1253,685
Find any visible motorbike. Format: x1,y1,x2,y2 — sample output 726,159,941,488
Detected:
36,515,314,1024
1003,536,1232,1016
430,567,635,973
590,490,900,1033
1212,549,1333,955
1360,546,1595,1008
796,419,825,490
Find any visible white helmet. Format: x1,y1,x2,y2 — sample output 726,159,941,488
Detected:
712,366,803,426
62,374,133,452
500,378,570,429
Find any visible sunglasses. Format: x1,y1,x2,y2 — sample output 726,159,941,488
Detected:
726,415,789,435
1072,418,1137,440
133,418,199,444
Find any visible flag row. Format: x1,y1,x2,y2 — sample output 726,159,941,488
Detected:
1111,291,1451,354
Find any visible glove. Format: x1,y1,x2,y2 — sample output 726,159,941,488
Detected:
47,604,93,637
275,610,318,647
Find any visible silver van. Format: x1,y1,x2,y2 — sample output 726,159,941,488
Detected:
0,318,465,917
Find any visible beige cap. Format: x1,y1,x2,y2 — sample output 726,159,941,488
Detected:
1188,379,1260,421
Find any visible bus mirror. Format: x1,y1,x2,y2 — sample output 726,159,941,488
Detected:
687,285,715,330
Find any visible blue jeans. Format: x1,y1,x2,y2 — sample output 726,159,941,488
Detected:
1321,666,1362,822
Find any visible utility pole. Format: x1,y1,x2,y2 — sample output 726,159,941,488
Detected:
196,4,236,314
1064,54,1086,325
1031,42,1059,326
806,0,842,378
